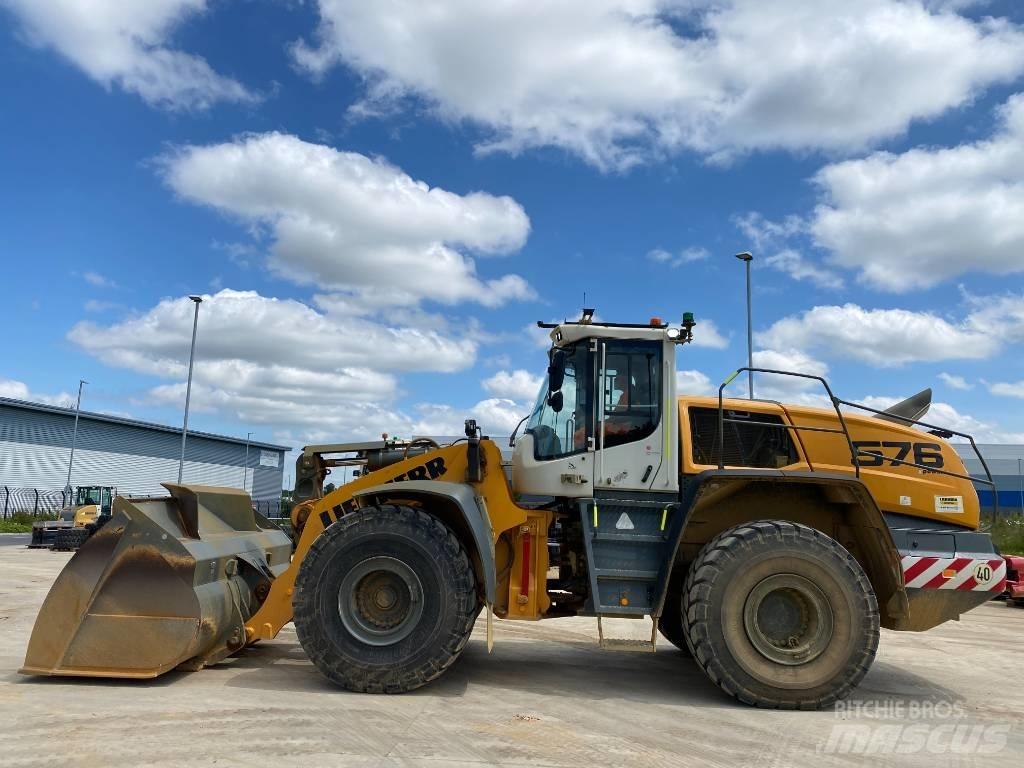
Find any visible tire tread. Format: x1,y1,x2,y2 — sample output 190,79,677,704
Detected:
293,504,477,693
683,519,879,710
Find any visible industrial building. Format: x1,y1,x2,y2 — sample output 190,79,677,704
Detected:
956,443,1024,515
0,396,287,501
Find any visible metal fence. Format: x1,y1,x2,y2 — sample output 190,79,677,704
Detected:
2,487,78,518
2,486,289,522
254,499,292,531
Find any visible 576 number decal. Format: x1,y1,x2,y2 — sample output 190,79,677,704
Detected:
852,441,944,469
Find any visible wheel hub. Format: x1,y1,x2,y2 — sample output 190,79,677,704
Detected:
742,573,834,666
339,556,424,646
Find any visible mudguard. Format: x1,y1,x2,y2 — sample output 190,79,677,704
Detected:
352,480,496,604
655,470,907,625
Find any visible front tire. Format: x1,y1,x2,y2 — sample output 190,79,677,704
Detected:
684,520,879,709
293,504,477,693
52,527,89,551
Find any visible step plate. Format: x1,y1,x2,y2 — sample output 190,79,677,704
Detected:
598,638,657,653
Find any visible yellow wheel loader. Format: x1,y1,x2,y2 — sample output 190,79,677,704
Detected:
21,313,1006,709
28,485,114,550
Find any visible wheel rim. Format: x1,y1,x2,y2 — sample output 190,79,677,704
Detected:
742,573,834,666
338,556,424,646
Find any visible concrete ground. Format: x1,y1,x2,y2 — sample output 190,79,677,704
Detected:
1,545,1021,768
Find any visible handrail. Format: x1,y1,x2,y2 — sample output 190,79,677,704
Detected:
834,398,998,528
717,368,861,477
715,368,999,529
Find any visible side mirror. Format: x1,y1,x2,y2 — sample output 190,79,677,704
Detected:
547,390,564,413
548,349,566,392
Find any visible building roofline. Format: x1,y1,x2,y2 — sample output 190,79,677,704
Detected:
0,396,290,452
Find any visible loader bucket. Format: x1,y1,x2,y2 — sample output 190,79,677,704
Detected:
20,484,292,679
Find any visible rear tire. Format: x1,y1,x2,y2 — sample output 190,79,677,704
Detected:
683,520,879,709
293,504,478,693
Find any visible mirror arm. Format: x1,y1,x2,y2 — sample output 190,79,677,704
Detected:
508,415,529,447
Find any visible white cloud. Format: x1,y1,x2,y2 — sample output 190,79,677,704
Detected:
759,304,998,367
482,369,543,401
751,348,829,400
753,348,828,378
466,398,530,436
764,249,844,290
82,271,115,288
962,290,1024,344
648,246,709,267
851,396,1024,443
990,381,1024,400
811,93,1024,291
160,132,534,308
1,0,255,109
371,398,527,439
67,289,540,441
734,212,806,251
527,323,556,349
692,319,729,350
291,0,1024,169
913,402,1024,444
69,289,476,378
676,369,713,395
938,372,973,390
83,299,118,313
0,378,76,407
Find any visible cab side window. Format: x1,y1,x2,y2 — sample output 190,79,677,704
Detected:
689,407,798,468
601,341,661,449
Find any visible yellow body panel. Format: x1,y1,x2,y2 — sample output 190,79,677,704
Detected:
679,396,981,529
504,509,553,620
72,504,99,528
246,440,534,642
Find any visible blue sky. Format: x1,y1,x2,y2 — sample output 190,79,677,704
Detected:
2,0,1024,449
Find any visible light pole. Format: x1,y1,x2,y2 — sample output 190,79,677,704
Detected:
178,296,203,484
735,251,754,399
242,432,253,492
65,379,87,496
1018,458,1022,513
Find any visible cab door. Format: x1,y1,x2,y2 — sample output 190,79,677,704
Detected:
594,339,676,492
511,341,597,497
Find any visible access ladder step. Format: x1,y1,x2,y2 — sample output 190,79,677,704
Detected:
596,616,657,653
598,638,657,653
593,568,659,581
591,532,666,543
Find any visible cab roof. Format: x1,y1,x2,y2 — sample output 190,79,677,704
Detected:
545,320,674,346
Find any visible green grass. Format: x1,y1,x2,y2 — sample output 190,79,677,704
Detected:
991,515,1024,556
0,512,56,534
0,520,33,533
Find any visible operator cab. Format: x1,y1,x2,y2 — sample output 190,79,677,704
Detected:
74,486,113,514
59,486,114,522
511,311,695,498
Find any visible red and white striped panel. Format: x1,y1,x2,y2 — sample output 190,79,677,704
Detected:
901,555,1006,592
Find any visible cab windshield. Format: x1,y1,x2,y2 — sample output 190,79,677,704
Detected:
525,343,590,459
75,487,100,506
75,486,111,511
